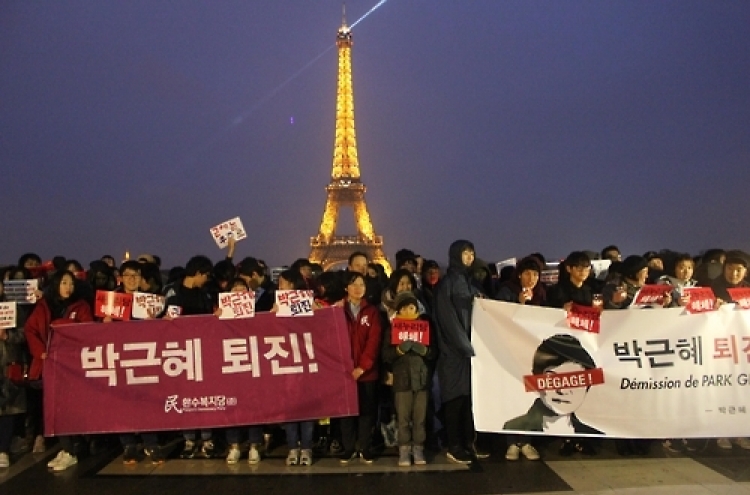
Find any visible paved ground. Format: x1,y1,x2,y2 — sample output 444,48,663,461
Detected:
4,437,750,495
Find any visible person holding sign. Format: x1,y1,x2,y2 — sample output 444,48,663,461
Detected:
382,292,435,467
657,253,697,308
495,257,545,461
339,272,382,465
0,286,27,468
603,255,671,310
25,270,93,472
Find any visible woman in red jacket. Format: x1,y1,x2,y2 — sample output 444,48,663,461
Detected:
25,269,93,472
339,272,382,465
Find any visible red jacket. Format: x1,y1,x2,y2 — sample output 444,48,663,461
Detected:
25,298,94,380
344,299,382,383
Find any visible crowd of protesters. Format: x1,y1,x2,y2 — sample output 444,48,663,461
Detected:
0,240,747,471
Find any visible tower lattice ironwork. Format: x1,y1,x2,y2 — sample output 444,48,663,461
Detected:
309,20,390,271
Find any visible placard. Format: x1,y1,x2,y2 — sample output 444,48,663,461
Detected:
0,302,17,329
132,292,166,320
210,217,247,249
390,318,430,345
94,291,133,321
275,290,315,317
3,279,39,304
631,284,673,307
683,287,717,314
218,291,255,319
567,303,601,334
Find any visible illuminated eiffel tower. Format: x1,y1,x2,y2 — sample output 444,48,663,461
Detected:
309,18,390,272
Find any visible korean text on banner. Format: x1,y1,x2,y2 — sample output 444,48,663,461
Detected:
472,298,750,439
44,307,358,436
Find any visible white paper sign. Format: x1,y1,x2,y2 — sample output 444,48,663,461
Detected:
218,291,255,319
275,290,315,317
3,279,39,304
0,302,17,329
495,258,517,276
210,216,247,249
132,292,166,319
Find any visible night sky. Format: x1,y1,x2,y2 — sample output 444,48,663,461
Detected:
2,0,749,269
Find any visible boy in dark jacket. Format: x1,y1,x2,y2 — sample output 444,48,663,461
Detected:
382,292,436,466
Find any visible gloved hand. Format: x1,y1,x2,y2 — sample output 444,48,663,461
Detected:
410,342,427,356
397,341,413,355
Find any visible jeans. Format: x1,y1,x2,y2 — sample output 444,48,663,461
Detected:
284,421,315,450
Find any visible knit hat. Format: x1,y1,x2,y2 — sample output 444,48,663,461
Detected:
393,291,419,313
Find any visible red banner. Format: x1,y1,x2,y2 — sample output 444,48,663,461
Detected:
390,319,430,345
567,303,601,334
44,307,358,436
523,367,605,392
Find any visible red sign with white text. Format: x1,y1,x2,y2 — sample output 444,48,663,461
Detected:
683,287,717,314
94,291,133,321
44,308,357,436
567,303,601,334
727,288,750,310
632,285,673,307
523,368,605,392
390,319,430,345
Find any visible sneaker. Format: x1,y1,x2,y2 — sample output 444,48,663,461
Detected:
248,444,261,465
0,453,9,468
446,448,472,464
299,449,312,466
398,445,411,467
520,443,540,461
52,451,77,471
469,444,490,460
122,445,139,465
737,438,750,450
717,438,732,450
338,450,358,465
198,439,217,459
47,450,65,468
360,450,375,464
144,447,165,465
286,448,300,466
662,439,682,453
412,445,427,465
180,440,197,459
505,444,520,461
226,444,241,465
33,436,46,454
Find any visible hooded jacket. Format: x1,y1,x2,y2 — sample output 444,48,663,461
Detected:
434,240,481,402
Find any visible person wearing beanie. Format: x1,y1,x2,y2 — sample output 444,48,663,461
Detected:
603,255,672,310
382,291,436,467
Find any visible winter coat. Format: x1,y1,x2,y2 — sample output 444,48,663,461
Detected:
25,298,93,381
382,315,436,393
434,240,482,403
344,299,382,383
0,321,27,415
545,279,595,308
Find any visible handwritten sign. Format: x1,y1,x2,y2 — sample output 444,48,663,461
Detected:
3,279,39,304
94,291,133,321
390,318,430,345
631,284,673,307
0,302,17,329
210,217,247,249
275,290,315,317
727,288,750,310
683,287,717,314
132,292,166,319
218,291,255,319
566,303,601,334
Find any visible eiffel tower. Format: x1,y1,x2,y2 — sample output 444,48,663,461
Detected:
309,19,390,272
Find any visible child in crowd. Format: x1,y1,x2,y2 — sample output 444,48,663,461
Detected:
382,292,435,466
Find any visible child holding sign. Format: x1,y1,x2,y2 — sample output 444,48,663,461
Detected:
382,292,435,467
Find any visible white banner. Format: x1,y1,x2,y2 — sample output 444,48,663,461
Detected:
472,298,750,438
